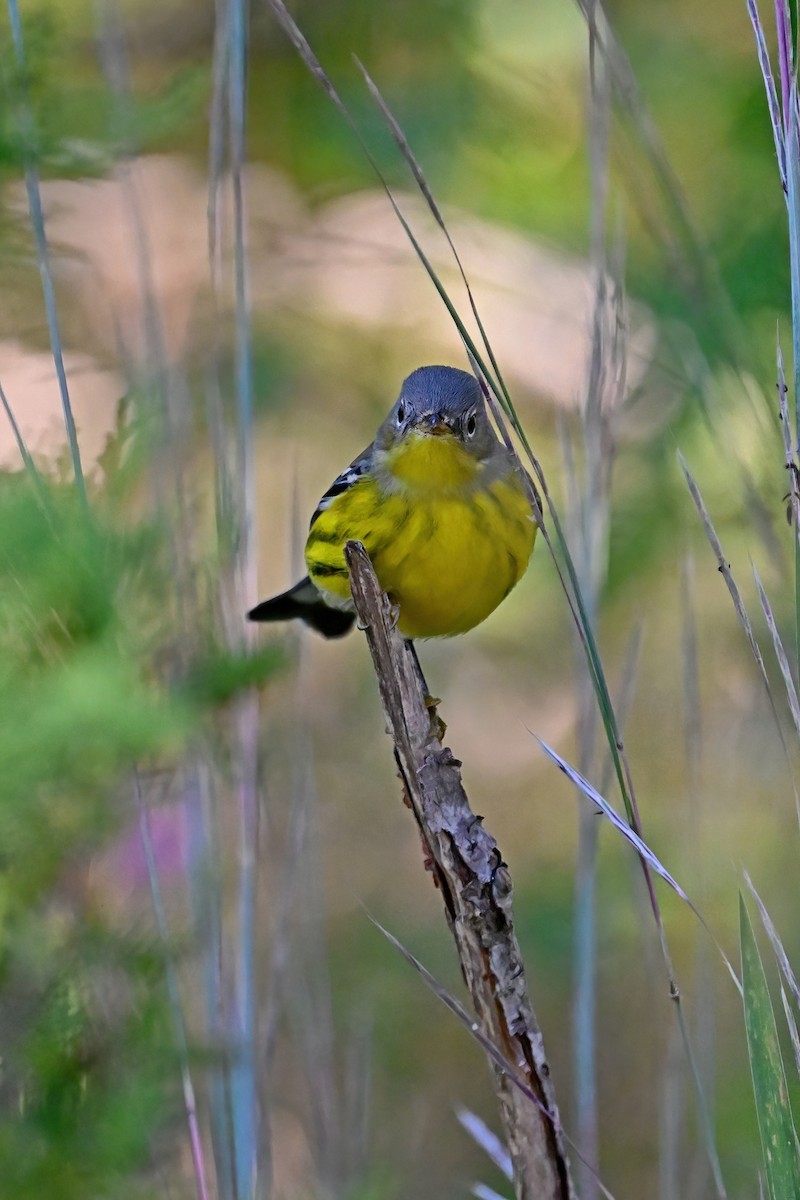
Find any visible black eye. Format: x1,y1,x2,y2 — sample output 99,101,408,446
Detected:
396,402,406,424
466,413,477,437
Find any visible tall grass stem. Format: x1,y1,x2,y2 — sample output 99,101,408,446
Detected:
6,0,86,504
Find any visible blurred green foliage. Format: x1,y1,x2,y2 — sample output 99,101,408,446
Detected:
0,479,188,898
0,930,174,1200
0,477,180,1193
0,473,283,1194
0,8,205,180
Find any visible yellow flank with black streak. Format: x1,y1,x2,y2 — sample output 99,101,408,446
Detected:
305,431,536,639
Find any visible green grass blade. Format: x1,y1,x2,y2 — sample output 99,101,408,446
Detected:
680,453,797,764
746,0,787,189
744,871,800,1012
787,86,800,685
535,736,689,900
0,376,42,488
781,988,800,1080
787,85,800,448
456,1109,513,1181
354,59,520,428
471,1185,510,1200
753,565,800,737
740,894,800,1200
6,0,87,506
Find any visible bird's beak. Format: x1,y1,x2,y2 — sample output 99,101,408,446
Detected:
418,413,453,437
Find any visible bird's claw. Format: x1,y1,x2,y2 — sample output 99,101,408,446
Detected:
424,692,447,740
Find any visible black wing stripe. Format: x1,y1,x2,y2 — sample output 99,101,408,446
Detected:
308,561,349,578
309,451,371,529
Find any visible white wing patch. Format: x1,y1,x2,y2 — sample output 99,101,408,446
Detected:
310,450,371,528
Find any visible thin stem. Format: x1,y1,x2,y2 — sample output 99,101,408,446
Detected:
6,0,86,505
137,779,211,1200
228,0,260,1194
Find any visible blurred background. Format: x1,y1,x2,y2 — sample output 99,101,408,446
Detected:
1,0,798,1198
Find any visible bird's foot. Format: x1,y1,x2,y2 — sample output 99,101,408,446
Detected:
424,692,447,740
386,593,401,631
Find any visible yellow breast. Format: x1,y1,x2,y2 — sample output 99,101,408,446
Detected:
383,429,480,490
305,435,536,638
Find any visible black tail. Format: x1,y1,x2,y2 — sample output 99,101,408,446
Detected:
247,577,355,639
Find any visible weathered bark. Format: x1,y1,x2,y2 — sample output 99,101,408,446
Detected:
345,540,574,1200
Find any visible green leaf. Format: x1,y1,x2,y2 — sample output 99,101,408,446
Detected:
740,893,800,1200
181,644,286,708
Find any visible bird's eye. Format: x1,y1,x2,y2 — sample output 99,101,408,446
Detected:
466,412,477,437
396,402,406,425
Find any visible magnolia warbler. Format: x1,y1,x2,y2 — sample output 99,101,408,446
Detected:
248,365,537,639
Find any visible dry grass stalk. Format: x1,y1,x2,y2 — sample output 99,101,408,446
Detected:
344,539,574,1200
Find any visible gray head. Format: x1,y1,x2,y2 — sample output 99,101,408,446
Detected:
376,365,499,460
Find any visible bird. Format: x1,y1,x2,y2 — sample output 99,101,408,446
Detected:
248,365,537,640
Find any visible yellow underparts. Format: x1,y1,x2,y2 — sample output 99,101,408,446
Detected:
305,432,536,638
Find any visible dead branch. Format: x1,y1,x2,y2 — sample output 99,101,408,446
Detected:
345,540,574,1200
